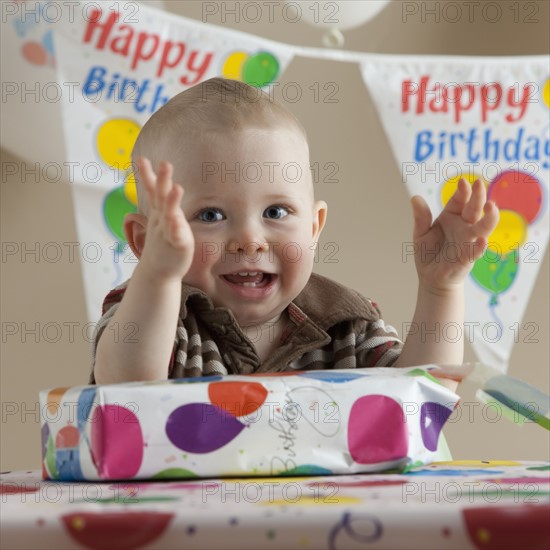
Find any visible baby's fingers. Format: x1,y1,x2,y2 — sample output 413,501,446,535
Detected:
155,160,173,203
461,179,486,224
136,157,158,209
472,201,500,240
457,202,499,263
444,177,472,215
164,185,190,248
411,195,433,239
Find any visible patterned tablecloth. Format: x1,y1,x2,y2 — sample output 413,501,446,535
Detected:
1,461,549,549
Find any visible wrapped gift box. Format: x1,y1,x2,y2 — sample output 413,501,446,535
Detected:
39,366,459,481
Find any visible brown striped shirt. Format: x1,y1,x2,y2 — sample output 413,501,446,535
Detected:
89,273,402,383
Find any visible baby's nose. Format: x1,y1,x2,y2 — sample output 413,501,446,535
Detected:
225,222,269,254
225,239,269,254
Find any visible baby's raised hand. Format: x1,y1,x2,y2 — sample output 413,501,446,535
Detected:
136,157,195,281
411,178,500,292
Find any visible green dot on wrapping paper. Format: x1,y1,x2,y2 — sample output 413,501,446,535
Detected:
405,368,442,386
45,434,58,480
152,468,199,480
242,52,279,87
103,187,136,242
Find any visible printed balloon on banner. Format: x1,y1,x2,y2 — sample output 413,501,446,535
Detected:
542,78,550,109
96,118,141,251
221,50,280,87
222,51,249,80
468,169,543,333
21,41,49,66
96,118,140,170
487,210,527,254
242,52,279,87
470,249,519,301
103,186,137,243
21,28,56,67
488,170,543,225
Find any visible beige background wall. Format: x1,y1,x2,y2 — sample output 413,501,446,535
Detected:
1,0,549,471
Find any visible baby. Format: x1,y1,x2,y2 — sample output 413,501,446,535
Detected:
92,77,499,386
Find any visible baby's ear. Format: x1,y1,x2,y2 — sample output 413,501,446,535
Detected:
123,213,148,259
312,200,328,240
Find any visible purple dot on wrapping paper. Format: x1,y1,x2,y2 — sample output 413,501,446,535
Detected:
41,423,50,457
91,405,143,479
420,402,453,451
166,403,245,453
348,395,408,464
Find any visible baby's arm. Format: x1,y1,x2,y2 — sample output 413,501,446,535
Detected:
394,179,499,376
94,159,194,384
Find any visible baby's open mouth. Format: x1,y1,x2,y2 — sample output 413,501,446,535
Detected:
221,272,273,288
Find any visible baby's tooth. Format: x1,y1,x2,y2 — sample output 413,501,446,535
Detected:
242,282,256,287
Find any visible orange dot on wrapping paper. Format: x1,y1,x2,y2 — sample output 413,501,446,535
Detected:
21,41,48,65
46,387,70,416
55,425,79,448
208,381,268,417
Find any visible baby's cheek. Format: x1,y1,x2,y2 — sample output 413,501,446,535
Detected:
279,239,316,271
192,240,219,267
179,242,215,286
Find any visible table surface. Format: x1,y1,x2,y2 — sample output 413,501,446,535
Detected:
1,460,549,550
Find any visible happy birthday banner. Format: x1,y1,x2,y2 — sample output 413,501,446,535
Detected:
360,59,549,372
3,1,548,372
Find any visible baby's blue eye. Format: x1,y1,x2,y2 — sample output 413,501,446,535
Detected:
198,208,224,223
263,205,289,220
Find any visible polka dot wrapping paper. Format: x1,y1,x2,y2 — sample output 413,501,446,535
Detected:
39,366,459,482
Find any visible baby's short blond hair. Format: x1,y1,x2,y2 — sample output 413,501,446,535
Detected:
132,77,309,213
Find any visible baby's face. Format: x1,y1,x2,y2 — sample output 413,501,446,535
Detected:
177,128,326,326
